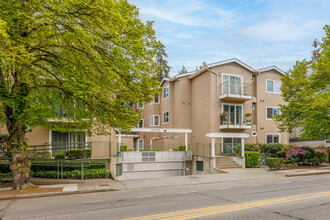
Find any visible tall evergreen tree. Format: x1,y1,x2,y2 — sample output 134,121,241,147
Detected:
178,65,188,74
156,43,171,81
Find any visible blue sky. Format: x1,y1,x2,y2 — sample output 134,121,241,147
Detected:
130,0,329,76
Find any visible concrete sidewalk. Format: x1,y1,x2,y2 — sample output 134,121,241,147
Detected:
1,167,330,200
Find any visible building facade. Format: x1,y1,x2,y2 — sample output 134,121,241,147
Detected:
137,58,289,152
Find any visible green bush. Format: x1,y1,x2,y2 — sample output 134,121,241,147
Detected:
120,145,127,152
308,157,321,166
30,168,109,179
0,163,11,173
152,148,159,151
173,148,179,151
259,143,284,155
315,151,327,162
245,151,260,168
127,149,133,152
138,149,144,152
265,158,282,170
65,149,91,159
30,160,105,172
179,146,186,151
54,153,65,160
245,143,260,152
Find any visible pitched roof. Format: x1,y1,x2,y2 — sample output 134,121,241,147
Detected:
258,66,285,75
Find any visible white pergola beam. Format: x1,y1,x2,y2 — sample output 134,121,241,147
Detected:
131,127,192,133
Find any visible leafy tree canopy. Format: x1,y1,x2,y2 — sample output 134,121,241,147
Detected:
0,0,160,189
275,25,330,139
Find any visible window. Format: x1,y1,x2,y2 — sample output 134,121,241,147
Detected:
252,76,255,82
163,111,169,124
138,139,144,150
151,95,159,104
51,131,86,155
266,107,280,119
149,115,160,126
223,74,243,95
266,134,280,143
163,86,169,99
138,119,144,128
252,104,255,110
138,103,144,109
196,161,203,171
252,131,257,136
221,104,243,125
222,138,241,154
266,80,281,94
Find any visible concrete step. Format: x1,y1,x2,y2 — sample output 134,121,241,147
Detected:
216,164,242,168
217,162,239,166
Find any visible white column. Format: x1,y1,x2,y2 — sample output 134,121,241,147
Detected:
212,138,215,168
185,133,188,151
118,131,121,147
241,138,245,157
150,138,153,150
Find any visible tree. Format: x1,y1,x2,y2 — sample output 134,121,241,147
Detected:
156,43,171,81
274,25,330,139
178,65,188,74
0,0,160,190
196,61,207,70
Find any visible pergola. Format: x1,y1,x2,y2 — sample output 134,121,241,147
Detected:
206,133,250,168
124,127,193,150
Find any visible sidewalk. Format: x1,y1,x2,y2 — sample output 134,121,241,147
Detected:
1,167,330,200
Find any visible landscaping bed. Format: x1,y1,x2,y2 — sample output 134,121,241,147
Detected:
0,185,62,197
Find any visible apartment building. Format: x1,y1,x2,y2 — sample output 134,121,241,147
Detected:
137,58,289,152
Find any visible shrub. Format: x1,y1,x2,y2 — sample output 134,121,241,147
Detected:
0,163,11,173
173,148,179,151
285,147,316,165
245,143,260,152
265,158,282,170
245,151,260,168
307,157,321,166
127,149,133,152
65,149,91,159
315,151,327,162
259,143,284,155
120,145,127,152
30,160,105,172
138,149,144,152
54,153,65,160
30,168,109,179
37,151,51,159
152,148,159,151
179,146,186,151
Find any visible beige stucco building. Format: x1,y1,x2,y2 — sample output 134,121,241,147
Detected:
135,58,289,153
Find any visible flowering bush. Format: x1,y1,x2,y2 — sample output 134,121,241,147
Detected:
285,148,308,164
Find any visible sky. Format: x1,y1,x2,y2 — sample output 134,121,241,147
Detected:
130,0,330,76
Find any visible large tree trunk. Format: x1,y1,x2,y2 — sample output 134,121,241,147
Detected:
8,125,32,190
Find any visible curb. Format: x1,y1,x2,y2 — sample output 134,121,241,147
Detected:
286,171,330,177
0,188,117,201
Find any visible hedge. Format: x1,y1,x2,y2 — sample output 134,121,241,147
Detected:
120,145,127,152
65,149,91,159
179,146,186,151
29,168,109,179
245,151,260,168
54,153,65,160
265,158,282,170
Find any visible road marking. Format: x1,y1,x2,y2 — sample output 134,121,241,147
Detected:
137,195,154,198
124,191,330,220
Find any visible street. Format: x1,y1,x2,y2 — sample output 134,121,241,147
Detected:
0,174,330,220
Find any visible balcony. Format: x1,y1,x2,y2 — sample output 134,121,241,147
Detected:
220,112,253,130
219,81,253,101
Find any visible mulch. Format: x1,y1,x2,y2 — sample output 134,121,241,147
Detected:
0,187,63,197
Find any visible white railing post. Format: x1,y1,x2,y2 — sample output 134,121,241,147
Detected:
185,133,188,151
241,138,245,157
212,138,215,168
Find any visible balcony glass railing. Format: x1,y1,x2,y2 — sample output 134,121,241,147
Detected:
220,112,253,128
219,81,253,98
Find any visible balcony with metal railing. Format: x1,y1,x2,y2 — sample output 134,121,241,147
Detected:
219,81,253,101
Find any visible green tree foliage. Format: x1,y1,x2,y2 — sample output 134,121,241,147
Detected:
156,43,171,81
178,65,188,74
0,0,160,190
195,61,207,70
274,25,330,139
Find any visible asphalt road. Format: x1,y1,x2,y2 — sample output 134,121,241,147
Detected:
0,174,330,220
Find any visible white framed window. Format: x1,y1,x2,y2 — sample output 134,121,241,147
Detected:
163,111,169,124
266,80,281,94
138,119,144,128
222,74,243,95
138,139,144,150
221,103,243,125
151,95,160,104
266,107,280,120
252,131,257,136
163,86,169,99
138,103,144,109
266,133,280,143
149,115,160,126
